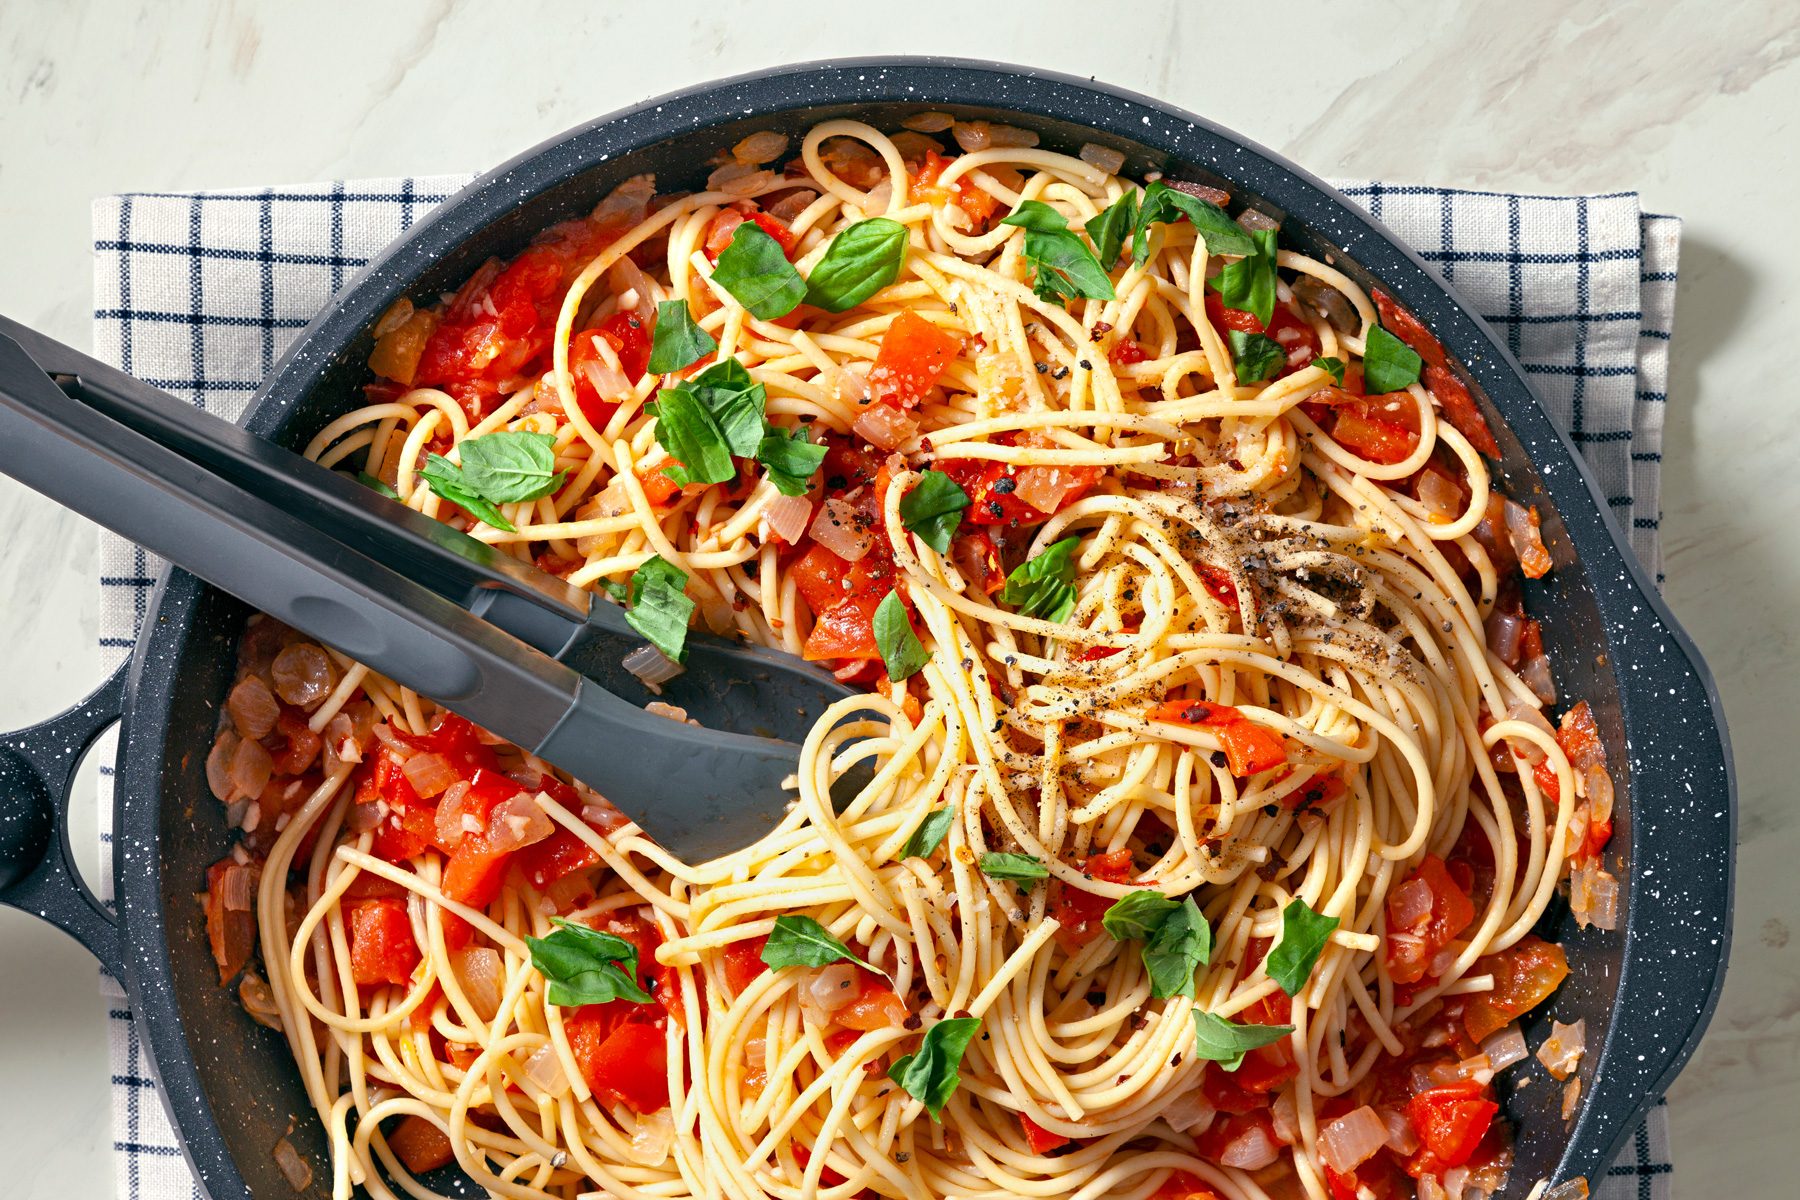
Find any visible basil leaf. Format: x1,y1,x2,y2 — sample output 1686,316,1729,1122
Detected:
1312,356,1347,386
755,423,827,496
1266,899,1340,996
455,430,568,504
1362,324,1423,395
598,578,629,604
1084,192,1138,269
900,807,954,860
712,221,805,319
1002,201,1117,304
887,1016,982,1119
357,471,399,500
624,555,695,663
526,917,652,1007
873,591,931,682
1132,180,1256,265
977,852,1049,882
648,300,717,374
1208,226,1278,328
805,218,909,312
1101,889,1181,942
760,915,884,976
649,358,768,486
419,454,516,532
898,469,970,554
1000,537,1082,623
1192,1010,1295,1072
1144,897,1212,999
1227,330,1285,385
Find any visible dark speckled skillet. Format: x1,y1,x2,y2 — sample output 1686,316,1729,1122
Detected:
0,58,1733,1198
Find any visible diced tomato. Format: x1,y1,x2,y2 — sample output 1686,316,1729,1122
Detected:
1217,723,1287,777
836,976,908,1031
790,543,854,614
568,309,651,428
1019,1113,1072,1154
1557,701,1603,774
267,707,322,776
940,456,1039,527
1385,854,1476,986
1232,993,1297,1093
1371,288,1448,371
1109,338,1150,366
515,784,611,890
1423,363,1500,458
1197,562,1239,611
1324,1167,1360,1200
1150,698,1241,728
803,593,883,661
565,1009,668,1113
704,205,798,261
633,457,683,507
365,745,421,811
1284,770,1346,811
1049,847,1136,949
439,768,528,909
1201,1064,1264,1115
1265,304,1322,376
1204,290,1265,334
912,149,1002,229
399,713,501,778
1150,1168,1224,1200
371,802,437,864
951,528,1007,594
349,899,420,987
867,310,961,409
724,935,771,994
1332,403,1421,464
386,1115,454,1173
1406,1080,1499,1169
1462,935,1570,1043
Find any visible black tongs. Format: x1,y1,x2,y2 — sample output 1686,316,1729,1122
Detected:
0,314,862,860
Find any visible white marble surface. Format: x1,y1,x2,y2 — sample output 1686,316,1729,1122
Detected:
1,1,1795,1196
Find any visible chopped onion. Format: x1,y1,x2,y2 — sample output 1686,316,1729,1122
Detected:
902,111,955,133
1293,275,1359,334
862,180,894,213
1418,1176,1449,1200
1482,1024,1530,1072
1013,465,1086,517
1583,766,1614,825
1319,1105,1388,1174
272,1136,313,1191
227,676,280,739
271,642,335,708
1443,1167,1471,1200
593,174,655,229
1561,1075,1583,1122
1503,499,1553,578
763,492,813,545
373,297,414,339
582,800,630,835
1219,1120,1280,1170
628,1106,675,1166
1418,468,1464,524
207,730,241,802
435,781,471,848
451,946,504,1021
576,353,631,407
1521,653,1557,703
1505,700,1556,764
217,862,256,911
767,188,818,223
1161,1086,1216,1134
1380,1105,1420,1156
486,793,554,853
826,364,873,408
645,702,693,724
1536,1018,1586,1080
733,130,789,165
1078,142,1126,175
1237,208,1281,233
400,752,458,799
721,166,779,197
799,962,861,1025
1563,712,1606,772
229,736,273,802
238,971,284,1030
623,644,685,694
1543,1179,1589,1200
820,138,884,189
889,131,942,164
1484,609,1525,666
523,1043,571,1098
852,401,919,451
371,721,413,757
1588,869,1620,929
607,258,657,322
346,800,383,833
1167,179,1232,206
809,496,873,562
988,123,1038,149
1270,1087,1298,1144
951,121,993,152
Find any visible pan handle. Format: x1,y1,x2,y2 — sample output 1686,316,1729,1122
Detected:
0,662,128,976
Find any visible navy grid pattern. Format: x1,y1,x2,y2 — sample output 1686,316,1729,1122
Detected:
89,176,1677,1199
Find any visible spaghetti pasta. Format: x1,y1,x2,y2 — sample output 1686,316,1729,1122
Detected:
200,116,1617,1200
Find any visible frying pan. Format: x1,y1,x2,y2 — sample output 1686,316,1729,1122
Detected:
0,58,1734,1199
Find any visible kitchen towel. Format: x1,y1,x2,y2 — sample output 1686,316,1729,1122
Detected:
89,174,1680,1200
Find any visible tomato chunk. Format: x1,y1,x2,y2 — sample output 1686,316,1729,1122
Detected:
836,976,908,1031
1050,847,1136,949
1149,699,1285,776
387,1115,454,1174
1462,935,1570,1043
867,310,961,409
349,899,420,987
724,935,771,994
1406,1080,1499,1168
1150,1169,1224,1200
566,1011,669,1113
1019,1113,1071,1154
1385,854,1476,986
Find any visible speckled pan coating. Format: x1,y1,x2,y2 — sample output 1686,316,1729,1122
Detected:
4,58,1733,1199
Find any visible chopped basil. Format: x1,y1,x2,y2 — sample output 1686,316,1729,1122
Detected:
1132,180,1256,265
1001,200,1117,304
898,469,971,554
1312,355,1347,386
1143,897,1212,999
1192,1010,1295,1072
624,555,695,663
419,456,516,532
977,852,1049,882
526,917,652,1007
755,424,827,496
457,431,569,503
1101,889,1181,942
1362,324,1423,394
1084,192,1138,268
900,807,954,860
711,221,805,319
888,1016,982,1119
598,578,629,604
648,358,767,487
647,300,717,374
1000,537,1082,623
356,471,399,500
1266,899,1340,996
1227,330,1285,385
805,217,909,312
760,915,884,976
1208,226,1278,328
873,590,931,682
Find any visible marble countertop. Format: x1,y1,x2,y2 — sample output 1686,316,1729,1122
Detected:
1,2,1794,1195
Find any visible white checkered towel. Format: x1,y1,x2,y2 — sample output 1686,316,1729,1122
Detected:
88,175,1680,1199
